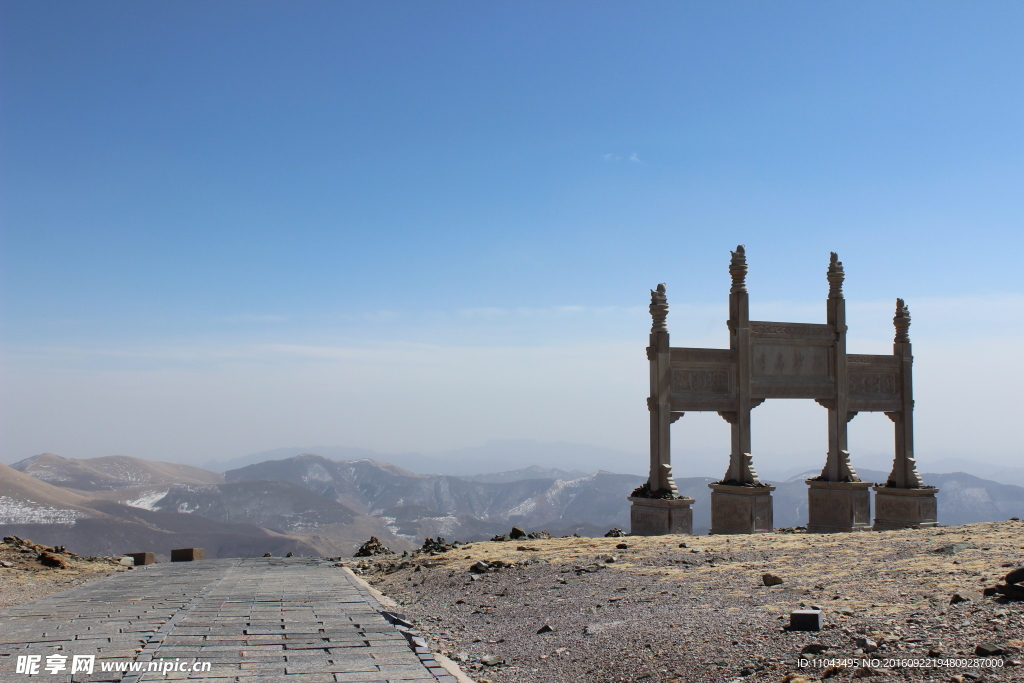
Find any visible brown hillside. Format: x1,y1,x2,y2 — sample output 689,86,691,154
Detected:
10,453,223,491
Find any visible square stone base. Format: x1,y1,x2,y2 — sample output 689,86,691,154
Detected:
872,485,938,530
171,547,205,562
805,480,874,533
126,552,155,566
628,496,695,536
708,484,776,534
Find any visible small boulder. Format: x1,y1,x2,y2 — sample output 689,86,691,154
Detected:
470,561,491,574
950,591,981,604
995,583,1024,601
536,624,555,634
801,643,830,655
854,637,878,653
604,528,627,538
0,560,14,568
286,551,295,557
1005,566,1024,585
762,573,784,587
38,552,69,569
975,643,1004,657
263,553,272,557
509,526,528,540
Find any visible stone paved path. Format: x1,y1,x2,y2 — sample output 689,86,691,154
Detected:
0,558,458,683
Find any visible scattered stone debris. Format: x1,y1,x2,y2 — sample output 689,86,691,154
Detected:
469,559,514,574
629,481,687,500
354,537,393,557
491,527,550,542
359,520,1024,683
0,536,133,609
421,537,464,553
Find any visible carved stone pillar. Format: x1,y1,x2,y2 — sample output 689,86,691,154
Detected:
647,283,677,496
629,283,694,535
805,254,872,533
873,300,938,529
709,246,774,534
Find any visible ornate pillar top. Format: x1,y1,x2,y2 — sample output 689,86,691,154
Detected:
894,298,911,343
650,283,668,332
827,252,845,299
729,245,747,293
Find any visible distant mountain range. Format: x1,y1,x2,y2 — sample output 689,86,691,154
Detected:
2,451,1022,558
0,461,326,559
205,440,648,477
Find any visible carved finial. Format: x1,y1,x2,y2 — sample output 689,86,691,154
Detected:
650,283,668,332
827,252,845,299
893,298,911,344
729,245,747,293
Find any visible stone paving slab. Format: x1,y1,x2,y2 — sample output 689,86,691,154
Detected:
0,558,456,683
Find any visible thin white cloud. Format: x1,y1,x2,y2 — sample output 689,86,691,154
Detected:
629,152,640,163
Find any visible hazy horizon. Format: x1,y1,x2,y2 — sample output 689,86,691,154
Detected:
2,3,1021,475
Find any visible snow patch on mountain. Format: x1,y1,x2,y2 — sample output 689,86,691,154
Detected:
124,489,170,511
0,496,90,524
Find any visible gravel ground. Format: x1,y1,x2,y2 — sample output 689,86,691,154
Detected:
354,521,1024,683
0,536,130,609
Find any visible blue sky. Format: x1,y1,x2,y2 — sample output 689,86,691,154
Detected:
2,2,1022,473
